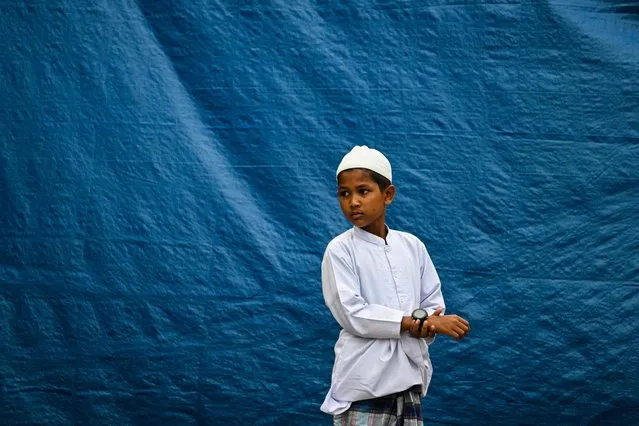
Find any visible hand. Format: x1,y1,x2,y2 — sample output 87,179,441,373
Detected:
412,307,443,338
427,313,470,340
402,308,443,339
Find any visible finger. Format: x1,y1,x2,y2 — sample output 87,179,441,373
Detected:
454,325,466,336
420,323,432,338
458,322,470,332
410,320,420,337
421,323,431,338
432,308,444,316
453,317,469,330
450,315,466,323
418,326,427,338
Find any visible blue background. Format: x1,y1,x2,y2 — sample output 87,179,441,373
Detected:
1,1,638,424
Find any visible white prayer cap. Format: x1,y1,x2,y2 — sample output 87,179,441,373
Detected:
336,145,392,183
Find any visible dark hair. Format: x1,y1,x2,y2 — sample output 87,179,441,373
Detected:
367,169,391,191
338,168,391,191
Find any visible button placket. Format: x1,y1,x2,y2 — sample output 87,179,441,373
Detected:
384,246,410,310
384,245,406,309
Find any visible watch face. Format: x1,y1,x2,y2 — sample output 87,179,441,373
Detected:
412,308,428,321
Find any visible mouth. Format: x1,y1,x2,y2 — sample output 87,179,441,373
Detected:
351,212,364,220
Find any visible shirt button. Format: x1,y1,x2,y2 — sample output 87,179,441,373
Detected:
385,246,391,252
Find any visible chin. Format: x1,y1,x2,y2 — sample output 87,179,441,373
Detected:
351,220,371,228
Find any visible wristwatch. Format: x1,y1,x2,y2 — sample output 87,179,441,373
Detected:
411,308,428,332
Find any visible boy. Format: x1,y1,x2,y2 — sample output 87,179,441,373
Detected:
321,145,470,425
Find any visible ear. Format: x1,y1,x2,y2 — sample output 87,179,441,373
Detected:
384,185,396,206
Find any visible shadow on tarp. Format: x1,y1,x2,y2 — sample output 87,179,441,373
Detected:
582,403,639,426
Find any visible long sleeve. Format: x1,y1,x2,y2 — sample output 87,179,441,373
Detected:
322,247,403,339
419,242,445,315
419,243,445,345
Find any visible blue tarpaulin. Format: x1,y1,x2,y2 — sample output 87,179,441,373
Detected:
1,1,638,424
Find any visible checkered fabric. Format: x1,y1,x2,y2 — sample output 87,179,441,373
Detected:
332,386,423,426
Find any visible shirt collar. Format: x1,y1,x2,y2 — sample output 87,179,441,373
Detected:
352,225,391,246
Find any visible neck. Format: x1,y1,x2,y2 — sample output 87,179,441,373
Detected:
362,219,388,241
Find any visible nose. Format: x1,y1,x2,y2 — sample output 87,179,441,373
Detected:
349,195,361,208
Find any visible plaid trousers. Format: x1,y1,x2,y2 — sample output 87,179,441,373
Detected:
332,386,423,426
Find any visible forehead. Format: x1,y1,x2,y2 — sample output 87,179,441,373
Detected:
337,169,376,186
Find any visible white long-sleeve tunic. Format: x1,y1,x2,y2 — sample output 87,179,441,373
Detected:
320,226,445,415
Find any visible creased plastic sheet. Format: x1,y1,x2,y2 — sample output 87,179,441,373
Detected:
1,1,638,424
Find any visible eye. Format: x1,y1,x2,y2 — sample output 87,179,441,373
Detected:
359,189,370,195
338,190,350,197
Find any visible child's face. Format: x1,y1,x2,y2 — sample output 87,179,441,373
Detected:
337,169,395,231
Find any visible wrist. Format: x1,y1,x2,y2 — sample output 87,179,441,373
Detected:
400,316,413,333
